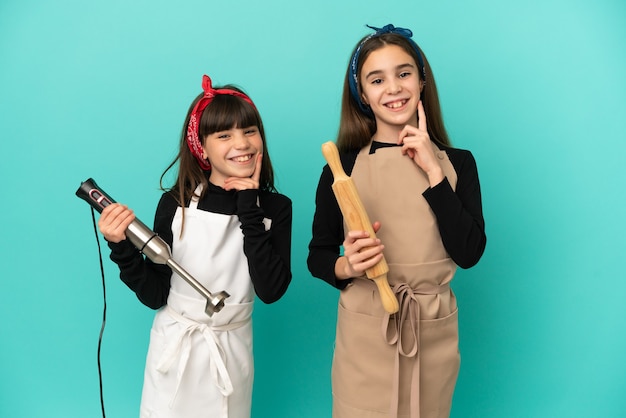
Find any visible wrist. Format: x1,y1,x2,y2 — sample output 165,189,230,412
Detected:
427,167,444,187
335,256,353,280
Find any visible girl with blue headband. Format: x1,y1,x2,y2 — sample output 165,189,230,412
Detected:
308,24,487,417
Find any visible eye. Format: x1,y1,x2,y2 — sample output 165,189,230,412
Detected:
244,127,258,135
370,78,383,85
399,71,411,78
216,132,230,140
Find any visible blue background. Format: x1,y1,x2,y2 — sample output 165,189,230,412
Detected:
1,0,625,416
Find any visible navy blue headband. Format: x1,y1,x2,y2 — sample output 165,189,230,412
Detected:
348,24,427,116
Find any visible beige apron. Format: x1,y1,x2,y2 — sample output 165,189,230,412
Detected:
332,143,459,418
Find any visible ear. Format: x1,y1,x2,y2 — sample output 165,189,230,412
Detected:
420,80,424,93
361,92,369,105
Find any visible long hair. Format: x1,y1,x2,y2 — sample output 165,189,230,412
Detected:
337,33,451,152
160,85,275,212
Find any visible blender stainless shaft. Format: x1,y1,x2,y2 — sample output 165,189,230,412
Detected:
126,218,229,316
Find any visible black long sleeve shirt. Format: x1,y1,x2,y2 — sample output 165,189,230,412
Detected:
108,182,292,308
307,141,486,289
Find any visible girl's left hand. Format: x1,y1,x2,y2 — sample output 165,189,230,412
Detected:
398,101,444,187
223,153,262,191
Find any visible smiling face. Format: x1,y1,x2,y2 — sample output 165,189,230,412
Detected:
202,126,263,186
359,44,424,140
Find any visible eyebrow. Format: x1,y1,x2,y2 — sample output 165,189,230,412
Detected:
364,63,416,80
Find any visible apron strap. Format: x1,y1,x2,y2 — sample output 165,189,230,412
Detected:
382,282,451,418
156,305,250,415
189,184,203,209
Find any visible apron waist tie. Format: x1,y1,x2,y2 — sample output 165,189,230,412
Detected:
382,282,450,418
156,305,250,416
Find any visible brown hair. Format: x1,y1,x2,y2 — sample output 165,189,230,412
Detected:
337,33,451,152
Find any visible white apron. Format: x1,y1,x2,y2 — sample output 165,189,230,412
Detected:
140,187,256,418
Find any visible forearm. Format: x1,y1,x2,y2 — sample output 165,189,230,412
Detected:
423,176,486,268
237,190,292,303
108,239,171,308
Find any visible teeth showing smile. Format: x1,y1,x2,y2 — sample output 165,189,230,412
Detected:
231,154,253,163
386,100,407,109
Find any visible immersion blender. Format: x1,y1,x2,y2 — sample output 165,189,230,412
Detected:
76,178,229,316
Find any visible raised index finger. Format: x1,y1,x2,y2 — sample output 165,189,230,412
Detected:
418,100,427,133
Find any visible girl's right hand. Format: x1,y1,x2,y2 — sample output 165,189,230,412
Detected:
398,101,444,187
336,222,384,279
97,203,136,243
224,153,262,191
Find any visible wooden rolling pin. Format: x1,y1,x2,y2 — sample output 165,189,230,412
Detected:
321,141,399,314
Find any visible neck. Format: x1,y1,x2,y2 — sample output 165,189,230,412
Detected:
372,126,402,144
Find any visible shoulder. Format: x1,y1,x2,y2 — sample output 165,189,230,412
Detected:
156,190,180,212
439,143,474,160
153,190,180,234
438,144,477,173
320,148,360,179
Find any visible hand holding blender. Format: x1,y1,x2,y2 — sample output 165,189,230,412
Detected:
76,178,229,316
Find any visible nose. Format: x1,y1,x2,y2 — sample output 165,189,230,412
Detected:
233,132,250,148
387,79,401,94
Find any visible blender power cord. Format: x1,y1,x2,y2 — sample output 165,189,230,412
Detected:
89,207,107,418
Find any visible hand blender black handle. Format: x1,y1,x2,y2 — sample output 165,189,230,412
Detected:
75,178,162,257
75,178,117,213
